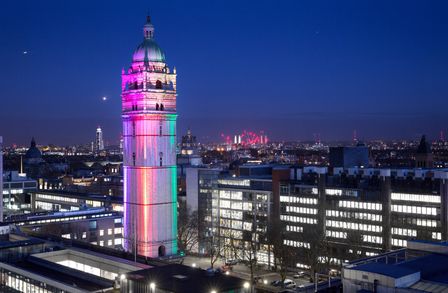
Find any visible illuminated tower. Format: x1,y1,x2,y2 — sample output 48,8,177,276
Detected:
95,126,104,152
122,16,177,257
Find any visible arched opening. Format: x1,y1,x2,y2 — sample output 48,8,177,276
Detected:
155,103,159,110
158,245,166,257
155,80,162,89
160,104,164,111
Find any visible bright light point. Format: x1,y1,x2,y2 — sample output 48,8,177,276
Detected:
102,96,107,101
120,274,126,280
192,263,196,267
263,279,268,284
210,290,217,293
243,282,250,289
225,271,230,275
150,282,155,289
23,51,28,55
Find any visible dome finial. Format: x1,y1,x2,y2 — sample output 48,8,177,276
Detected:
143,15,154,39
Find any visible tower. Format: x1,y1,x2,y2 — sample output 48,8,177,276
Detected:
415,135,433,168
95,126,104,152
122,16,178,257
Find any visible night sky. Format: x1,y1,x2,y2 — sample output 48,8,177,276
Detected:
1,0,447,146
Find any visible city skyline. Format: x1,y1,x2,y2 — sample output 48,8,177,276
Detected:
1,0,448,145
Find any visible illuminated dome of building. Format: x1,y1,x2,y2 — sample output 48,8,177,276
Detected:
132,16,166,63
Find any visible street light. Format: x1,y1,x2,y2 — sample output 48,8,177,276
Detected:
192,263,197,268
243,282,250,289
150,282,155,292
120,274,126,281
210,290,217,293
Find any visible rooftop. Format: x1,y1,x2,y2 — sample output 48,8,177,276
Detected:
125,264,245,293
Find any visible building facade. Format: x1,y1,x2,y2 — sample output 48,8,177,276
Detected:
122,16,178,257
279,167,448,270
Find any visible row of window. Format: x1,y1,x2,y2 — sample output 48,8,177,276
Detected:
392,238,407,247
280,215,317,224
326,220,382,232
325,189,358,197
285,206,318,215
36,193,78,203
326,210,382,222
391,204,437,216
280,196,318,205
283,239,310,249
338,200,382,211
286,225,303,233
219,209,243,220
219,190,243,200
391,192,441,204
391,227,417,237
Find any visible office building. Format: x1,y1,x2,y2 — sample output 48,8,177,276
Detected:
122,16,178,257
329,143,370,168
279,166,448,270
29,190,123,213
212,165,276,265
3,171,37,215
12,208,124,249
185,167,222,254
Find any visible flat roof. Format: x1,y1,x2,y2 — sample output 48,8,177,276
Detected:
126,264,245,293
351,262,419,278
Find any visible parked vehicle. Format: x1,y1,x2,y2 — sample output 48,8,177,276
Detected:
293,271,306,278
225,259,238,266
284,279,297,289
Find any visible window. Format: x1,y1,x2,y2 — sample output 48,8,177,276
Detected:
108,229,112,235
133,152,136,166
160,104,164,111
156,80,162,89
100,230,104,236
156,103,159,110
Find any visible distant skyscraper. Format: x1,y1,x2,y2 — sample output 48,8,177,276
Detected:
95,126,104,152
122,16,178,257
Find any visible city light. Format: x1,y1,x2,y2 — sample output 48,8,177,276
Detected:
150,282,156,289
120,274,126,280
243,282,250,289
192,263,197,268
210,290,217,293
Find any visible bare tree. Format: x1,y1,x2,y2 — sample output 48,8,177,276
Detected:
207,233,223,269
178,210,199,253
241,235,259,293
346,230,364,261
270,221,295,287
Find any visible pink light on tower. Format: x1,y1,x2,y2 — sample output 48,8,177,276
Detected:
122,16,178,257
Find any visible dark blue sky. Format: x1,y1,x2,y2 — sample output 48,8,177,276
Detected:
1,0,447,146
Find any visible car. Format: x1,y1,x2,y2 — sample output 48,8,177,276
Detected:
293,271,306,278
271,280,281,287
225,259,238,266
283,279,297,289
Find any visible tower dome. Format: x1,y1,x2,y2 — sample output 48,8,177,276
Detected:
132,16,166,63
